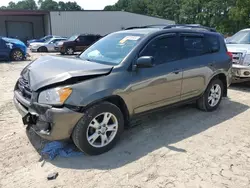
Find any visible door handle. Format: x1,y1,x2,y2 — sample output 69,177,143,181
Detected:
208,62,215,67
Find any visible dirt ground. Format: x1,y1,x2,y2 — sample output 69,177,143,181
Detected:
1,53,250,188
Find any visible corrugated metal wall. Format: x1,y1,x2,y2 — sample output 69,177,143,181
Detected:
50,11,175,37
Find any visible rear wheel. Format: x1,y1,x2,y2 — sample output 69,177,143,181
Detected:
197,79,224,112
66,47,74,55
72,102,124,155
11,49,24,61
37,46,48,52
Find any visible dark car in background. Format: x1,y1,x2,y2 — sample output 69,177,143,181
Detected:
55,34,102,55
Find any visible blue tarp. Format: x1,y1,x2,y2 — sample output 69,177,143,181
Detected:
41,141,83,160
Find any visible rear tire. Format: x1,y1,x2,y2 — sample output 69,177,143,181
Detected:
197,79,224,112
11,49,24,61
72,102,124,155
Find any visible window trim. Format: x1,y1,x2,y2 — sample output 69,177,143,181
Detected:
138,33,180,66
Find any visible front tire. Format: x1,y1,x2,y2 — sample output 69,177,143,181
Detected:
197,79,224,112
11,49,24,61
72,102,124,155
37,46,48,52
66,47,74,55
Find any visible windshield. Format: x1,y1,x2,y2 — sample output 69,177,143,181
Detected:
40,36,51,41
68,35,78,41
79,33,145,65
227,30,250,44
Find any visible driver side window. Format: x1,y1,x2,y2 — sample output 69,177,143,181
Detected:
140,35,179,65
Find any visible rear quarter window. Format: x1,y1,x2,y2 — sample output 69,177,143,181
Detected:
205,34,220,53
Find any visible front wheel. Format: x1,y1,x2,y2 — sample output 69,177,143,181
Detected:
197,79,224,112
11,49,24,61
72,102,124,155
37,46,48,52
66,47,74,55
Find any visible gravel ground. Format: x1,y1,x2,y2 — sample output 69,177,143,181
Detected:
1,53,250,188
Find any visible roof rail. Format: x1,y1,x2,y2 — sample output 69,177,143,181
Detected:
125,24,169,30
163,24,216,32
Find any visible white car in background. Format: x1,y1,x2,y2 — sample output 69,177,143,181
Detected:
29,37,67,52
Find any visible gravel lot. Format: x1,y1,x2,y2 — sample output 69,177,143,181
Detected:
1,53,250,188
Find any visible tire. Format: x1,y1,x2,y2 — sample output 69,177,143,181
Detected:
11,49,24,61
37,46,48,52
72,102,124,155
66,47,74,55
197,79,224,112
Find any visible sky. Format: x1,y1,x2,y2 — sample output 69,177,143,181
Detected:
2,0,119,10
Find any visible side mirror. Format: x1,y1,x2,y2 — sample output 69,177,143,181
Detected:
136,56,154,68
75,38,80,42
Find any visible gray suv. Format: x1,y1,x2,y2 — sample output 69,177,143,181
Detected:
14,24,232,155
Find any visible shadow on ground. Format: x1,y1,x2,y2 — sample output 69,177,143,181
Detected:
26,98,249,170
230,82,250,92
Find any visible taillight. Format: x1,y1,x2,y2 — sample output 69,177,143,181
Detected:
227,51,233,60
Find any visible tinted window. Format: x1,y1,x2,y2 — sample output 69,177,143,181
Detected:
78,36,96,45
205,35,220,53
181,36,205,58
140,36,179,65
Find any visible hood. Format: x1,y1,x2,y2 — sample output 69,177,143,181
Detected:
3,37,25,46
226,44,250,54
22,55,113,91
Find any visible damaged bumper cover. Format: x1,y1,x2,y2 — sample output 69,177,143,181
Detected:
232,64,250,83
13,91,83,140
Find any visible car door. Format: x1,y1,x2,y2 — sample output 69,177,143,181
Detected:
75,36,92,52
130,33,183,114
0,39,9,60
179,33,219,100
47,39,63,51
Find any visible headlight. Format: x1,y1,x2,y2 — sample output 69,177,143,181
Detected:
38,87,72,105
243,54,250,66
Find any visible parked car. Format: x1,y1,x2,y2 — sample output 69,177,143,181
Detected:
0,36,27,61
29,37,67,52
56,34,102,55
14,24,232,155
226,29,250,83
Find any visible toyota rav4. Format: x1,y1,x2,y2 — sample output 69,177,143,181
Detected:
14,24,232,155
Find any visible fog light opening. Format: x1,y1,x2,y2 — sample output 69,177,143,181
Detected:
244,71,250,76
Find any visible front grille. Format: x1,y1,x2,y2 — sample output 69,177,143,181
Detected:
232,52,243,65
17,76,32,100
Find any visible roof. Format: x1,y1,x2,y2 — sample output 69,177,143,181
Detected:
0,10,49,15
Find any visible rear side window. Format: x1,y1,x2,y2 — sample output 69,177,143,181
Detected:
205,35,220,53
181,34,220,58
140,35,179,65
181,36,205,58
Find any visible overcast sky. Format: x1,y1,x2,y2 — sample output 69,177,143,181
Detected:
2,0,119,10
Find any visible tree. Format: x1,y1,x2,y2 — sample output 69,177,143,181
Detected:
0,0,83,11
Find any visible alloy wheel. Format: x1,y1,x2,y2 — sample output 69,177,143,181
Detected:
208,84,221,107
86,112,118,148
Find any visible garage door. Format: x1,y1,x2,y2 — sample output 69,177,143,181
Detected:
6,21,33,42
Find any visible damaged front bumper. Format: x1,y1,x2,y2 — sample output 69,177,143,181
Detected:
232,64,250,83
13,91,83,140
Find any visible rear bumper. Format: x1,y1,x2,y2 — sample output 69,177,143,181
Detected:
13,91,83,140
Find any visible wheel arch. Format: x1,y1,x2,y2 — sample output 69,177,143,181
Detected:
84,95,130,128
208,73,228,97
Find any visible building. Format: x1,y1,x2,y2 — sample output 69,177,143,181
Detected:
0,10,175,42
